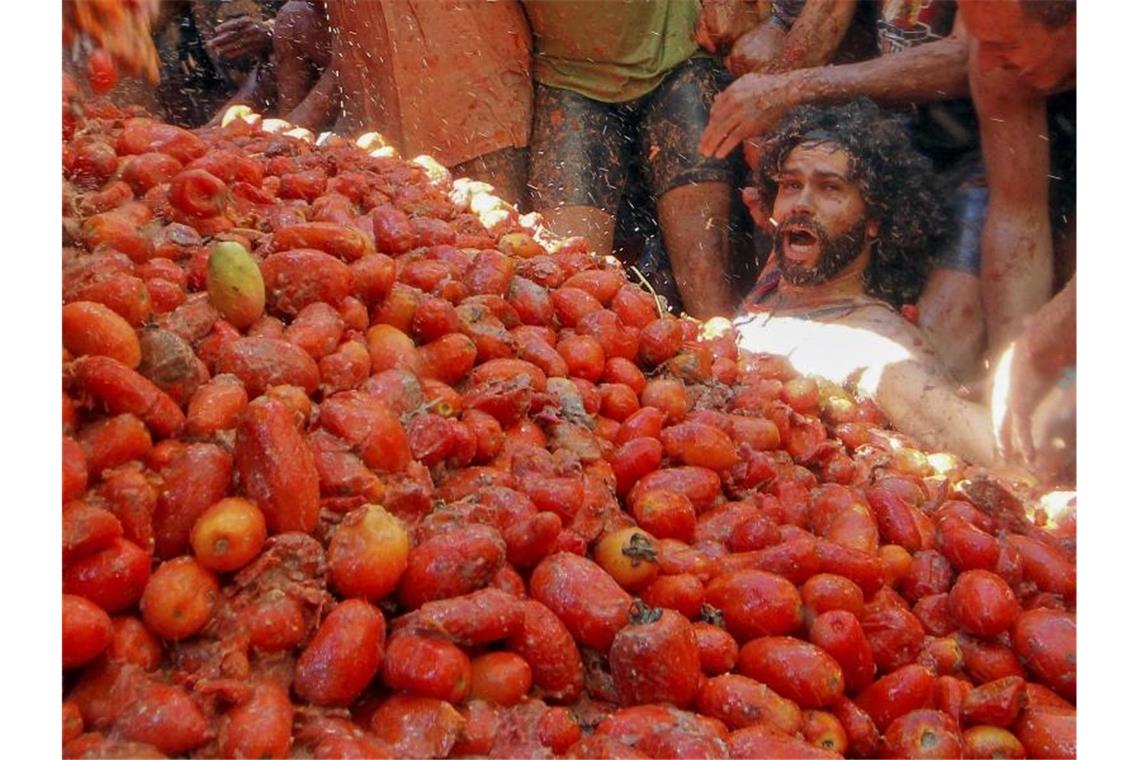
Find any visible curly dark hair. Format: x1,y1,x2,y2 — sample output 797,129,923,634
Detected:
753,99,949,307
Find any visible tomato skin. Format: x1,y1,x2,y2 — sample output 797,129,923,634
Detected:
117,118,207,163
802,710,849,756
912,592,955,636
684,621,737,676
956,632,1027,683
696,673,803,734
949,569,1021,637
401,587,524,647
62,594,113,669
216,680,293,759
152,441,233,558
185,373,248,436
642,573,705,620
738,636,846,709
809,610,876,695
327,503,409,601
1012,608,1076,702
962,725,1027,759
106,614,163,670
594,527,660,592
860,604,926,673
962,676,1028,728
832,697,881,758
63,537,151,612
706,569,804,640
506,598,584,703
169,169,227,217
1005,535,1076,599
383,633,471,703
72,356,185,439
529,552,633,651
189,497,266,573
595,704,730,758
882,709,964,759
139,556,219,641
936,515,1000,572
234,397,321,534
1014,706,1076,759
802,573,865,622
398,523,506,609
610,604,702,708
469,652,533,706
295,599,386,707
727,724,841,759
854,664,936,732
62,501,123,565
63,301,142,368
86,49,118,94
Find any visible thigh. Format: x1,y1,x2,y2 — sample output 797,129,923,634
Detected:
528,85,630,214
638,57,735,199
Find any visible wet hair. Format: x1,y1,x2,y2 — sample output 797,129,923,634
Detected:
1020,0,1076,30
753,99,948,307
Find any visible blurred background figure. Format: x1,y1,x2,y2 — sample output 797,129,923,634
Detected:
523,0,751,319
284,0,533,207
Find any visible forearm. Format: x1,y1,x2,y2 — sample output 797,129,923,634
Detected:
779,0,856,71
877,379,997,467
794,34,969,104
979,213,1053,350
285,65,338,131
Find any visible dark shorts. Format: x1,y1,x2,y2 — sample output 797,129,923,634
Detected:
934,166,987,275
528,56,735,214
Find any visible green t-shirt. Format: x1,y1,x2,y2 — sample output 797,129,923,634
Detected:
523,0,702,103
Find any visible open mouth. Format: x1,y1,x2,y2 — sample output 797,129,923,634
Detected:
782,225,821,261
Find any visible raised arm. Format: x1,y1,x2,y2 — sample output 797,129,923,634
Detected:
701,14,968,158
727,0,856,77
970,39,1054,352
284,63,339,132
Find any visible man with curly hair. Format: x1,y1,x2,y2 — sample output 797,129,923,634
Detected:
734,100,997,466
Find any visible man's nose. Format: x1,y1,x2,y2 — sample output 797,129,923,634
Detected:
789,186,815,215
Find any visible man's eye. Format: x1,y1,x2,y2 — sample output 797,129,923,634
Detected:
779,180,802,191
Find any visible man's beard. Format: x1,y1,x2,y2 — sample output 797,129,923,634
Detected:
775,212,871,286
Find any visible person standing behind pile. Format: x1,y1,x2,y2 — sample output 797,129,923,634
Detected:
283,0,533,208
521,0,744,319
957,0,1076,484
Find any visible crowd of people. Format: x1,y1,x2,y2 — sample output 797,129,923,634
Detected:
85,0,1077,485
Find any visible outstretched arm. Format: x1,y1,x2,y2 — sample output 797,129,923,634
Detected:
700,14,968,158
285,64,339,132
727,0,856,77
970,39,1054,353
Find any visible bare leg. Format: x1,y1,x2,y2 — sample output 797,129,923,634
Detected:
535,205,616,259
917,267,986,382
657,181,738,319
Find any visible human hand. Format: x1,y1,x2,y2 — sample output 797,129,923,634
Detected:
699,72,800,159
208,16,273,61
726,22,787,77
990,339,1069,472
695,0,759,53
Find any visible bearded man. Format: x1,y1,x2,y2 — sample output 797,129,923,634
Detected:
733,99,997,466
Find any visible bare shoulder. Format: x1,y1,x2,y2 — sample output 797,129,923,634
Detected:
833,302,950,375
